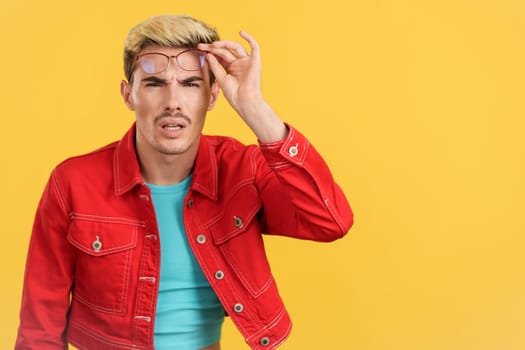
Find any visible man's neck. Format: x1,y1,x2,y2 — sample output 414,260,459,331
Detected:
137,146,197,186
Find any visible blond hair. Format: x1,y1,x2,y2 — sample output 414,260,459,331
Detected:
123,15,219,81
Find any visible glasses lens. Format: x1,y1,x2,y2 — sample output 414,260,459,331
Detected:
138,53,168,74
177,50,206,71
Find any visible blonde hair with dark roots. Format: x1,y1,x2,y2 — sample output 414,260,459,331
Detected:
123,15,219,82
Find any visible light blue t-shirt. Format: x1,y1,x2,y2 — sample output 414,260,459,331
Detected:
147,175,224,350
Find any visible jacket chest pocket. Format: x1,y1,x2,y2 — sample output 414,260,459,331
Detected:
67,217,139,314
208,185,274,298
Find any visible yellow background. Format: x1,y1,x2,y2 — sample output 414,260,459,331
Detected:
1,0,524,349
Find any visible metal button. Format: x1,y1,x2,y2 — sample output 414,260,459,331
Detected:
196,234,206,244
288,144,299,157
233,303,244,313
260,337,270,346
92,236,102,252
215,270,225,280
187,199,194,208
233,216,243,228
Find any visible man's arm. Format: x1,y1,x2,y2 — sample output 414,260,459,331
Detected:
16,170,74,349
254,124,353,241
200,32,352,240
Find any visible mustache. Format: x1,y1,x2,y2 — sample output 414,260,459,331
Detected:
154,112,191,125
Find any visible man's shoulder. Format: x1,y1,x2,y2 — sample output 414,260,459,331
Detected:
201,135,264,180
203,134,258,154
54,140,119,174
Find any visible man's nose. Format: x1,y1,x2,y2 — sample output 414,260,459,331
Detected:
162,77,184,111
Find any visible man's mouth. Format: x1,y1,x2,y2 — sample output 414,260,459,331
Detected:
162,123,184,131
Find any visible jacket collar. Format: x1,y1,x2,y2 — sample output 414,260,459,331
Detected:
191,136,219,200
113,123,218,200
113,124,143,196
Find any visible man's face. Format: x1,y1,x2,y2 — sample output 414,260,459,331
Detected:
120,46,219,161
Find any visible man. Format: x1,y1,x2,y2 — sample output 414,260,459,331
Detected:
16,14,353,350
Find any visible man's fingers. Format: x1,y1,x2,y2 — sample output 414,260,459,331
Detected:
203,46,238,65
205,53,226,84
200,40,248,59
239,31,259,59
198,31,259,64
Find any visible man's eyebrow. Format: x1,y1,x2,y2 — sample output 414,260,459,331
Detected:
141,76,167,84
179,76,204,84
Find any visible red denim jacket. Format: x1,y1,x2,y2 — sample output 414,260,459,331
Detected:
16,124,353,350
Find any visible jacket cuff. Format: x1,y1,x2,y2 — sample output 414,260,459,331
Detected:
259,124,309,168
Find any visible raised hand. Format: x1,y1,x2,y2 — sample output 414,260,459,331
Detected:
198,32,287,143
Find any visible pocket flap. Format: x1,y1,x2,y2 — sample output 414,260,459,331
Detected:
67,217,138,256
210,185,262,245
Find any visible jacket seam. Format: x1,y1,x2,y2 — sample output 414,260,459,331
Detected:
221,246,274,298
70,320,133,348
200,179,258,230
323,197,347,235
69,213,145,227
51,169,70,215
247,306,288,347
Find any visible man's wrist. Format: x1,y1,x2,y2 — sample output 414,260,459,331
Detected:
239,99,288,143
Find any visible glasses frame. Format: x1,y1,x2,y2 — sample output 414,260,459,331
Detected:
133,49,208,78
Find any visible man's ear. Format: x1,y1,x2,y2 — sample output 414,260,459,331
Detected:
207,82,220,111
120,80,135,111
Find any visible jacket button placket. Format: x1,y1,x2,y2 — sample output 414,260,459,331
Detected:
132,190,160,346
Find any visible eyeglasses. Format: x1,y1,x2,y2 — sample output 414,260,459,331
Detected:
134,49,207,76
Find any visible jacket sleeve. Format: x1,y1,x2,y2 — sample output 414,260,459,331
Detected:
255,125,353,241
16,169,75,349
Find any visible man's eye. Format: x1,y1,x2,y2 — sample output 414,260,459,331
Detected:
183,81,200,88
145,82,162,87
